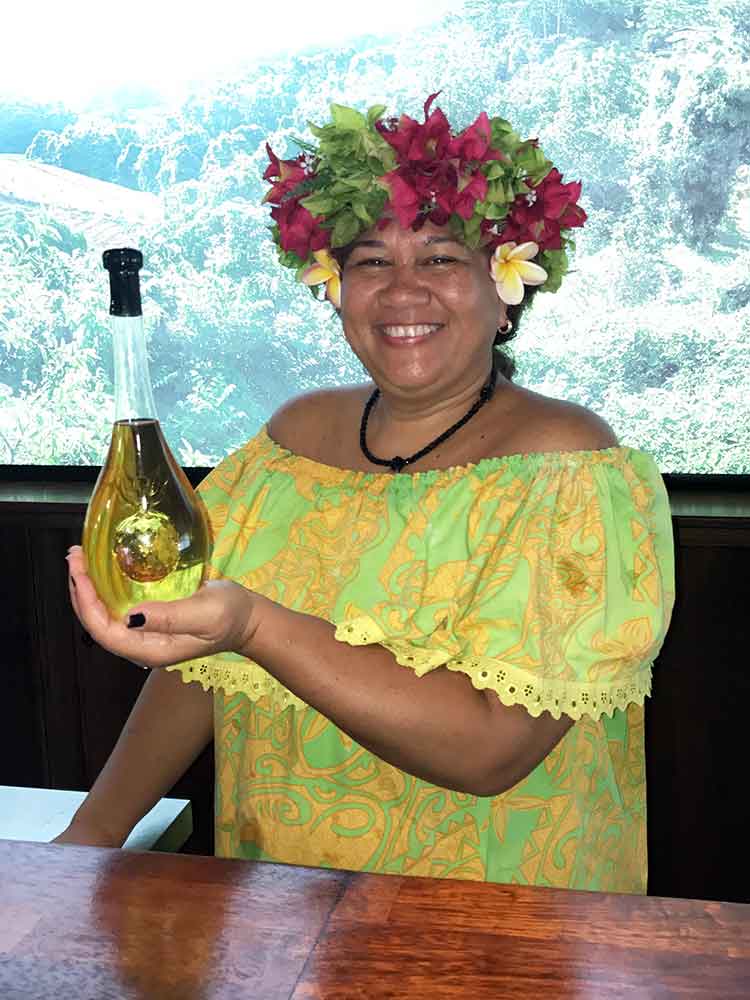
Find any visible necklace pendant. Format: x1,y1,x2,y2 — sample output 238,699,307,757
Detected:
390,456,407,473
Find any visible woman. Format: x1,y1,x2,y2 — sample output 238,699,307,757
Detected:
60,96,674,892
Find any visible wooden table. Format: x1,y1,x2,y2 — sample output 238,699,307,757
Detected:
1,840,749,999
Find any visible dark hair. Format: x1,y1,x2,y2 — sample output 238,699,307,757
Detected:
492,286,539,382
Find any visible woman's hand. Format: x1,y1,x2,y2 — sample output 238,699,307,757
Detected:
66,545,261,670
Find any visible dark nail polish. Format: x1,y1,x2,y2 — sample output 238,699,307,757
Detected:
127,613,146,629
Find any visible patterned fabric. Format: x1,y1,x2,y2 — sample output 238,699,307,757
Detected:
168,427,675,892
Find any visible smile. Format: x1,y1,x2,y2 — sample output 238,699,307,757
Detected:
378,323,443,339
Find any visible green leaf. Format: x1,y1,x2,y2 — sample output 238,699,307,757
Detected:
484,202,509,220
331,212,361,248
277,246,307,270
486,181,507,205
352,201,374,225
367,104,387,126
330,104,367,130
290,135,318,155
539,248,569,293
484,160,508,180
463,214,482,240
301,193,336,215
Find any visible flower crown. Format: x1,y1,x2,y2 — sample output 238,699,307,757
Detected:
263,93,586,309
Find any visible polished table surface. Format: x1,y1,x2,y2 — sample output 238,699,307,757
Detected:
1,840,749,999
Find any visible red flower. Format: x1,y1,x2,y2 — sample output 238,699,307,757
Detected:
380,169,423,228
263,143,308,204
381,159,461,229
499,168,587,251
271,198,328,260
375,92,453,166
377,94,496,229
447,112,504,166
451,170,489,220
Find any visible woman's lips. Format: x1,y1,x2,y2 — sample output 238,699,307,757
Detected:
376,323,444,342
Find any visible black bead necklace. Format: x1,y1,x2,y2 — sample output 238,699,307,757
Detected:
359,367,498,473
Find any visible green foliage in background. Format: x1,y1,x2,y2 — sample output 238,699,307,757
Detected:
1,0,748,472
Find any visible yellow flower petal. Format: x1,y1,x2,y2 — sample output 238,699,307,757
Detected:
494,267,525,305
301,264,332,286
326,275,341,309
313,249,339,273
508,241,540,261
492,243,516,264
514,260,548,285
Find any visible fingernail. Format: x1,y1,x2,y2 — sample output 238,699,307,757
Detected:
127,613,146,629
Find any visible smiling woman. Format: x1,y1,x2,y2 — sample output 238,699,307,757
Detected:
59,95,675,894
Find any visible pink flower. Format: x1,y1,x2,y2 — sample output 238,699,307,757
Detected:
375,95,502,231
262,143,308,205
451,170,489,220
375,92,452,166
447,112,504,166
380,169,423,228
271,198,328,260
499,167,587,251
382,159,459,229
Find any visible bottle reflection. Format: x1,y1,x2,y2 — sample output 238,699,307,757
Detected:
90,856,228,1000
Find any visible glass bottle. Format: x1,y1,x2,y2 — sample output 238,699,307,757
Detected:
82,248,209,620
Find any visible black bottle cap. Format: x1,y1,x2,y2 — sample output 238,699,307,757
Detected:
103,248,143,317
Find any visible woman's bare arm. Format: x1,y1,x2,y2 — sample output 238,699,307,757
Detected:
53,667,212,846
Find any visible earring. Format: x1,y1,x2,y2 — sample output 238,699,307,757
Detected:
496,319,513,336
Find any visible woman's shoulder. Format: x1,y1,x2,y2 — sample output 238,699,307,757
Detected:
265,381,621,470
266,385,370,463
490,383,619,458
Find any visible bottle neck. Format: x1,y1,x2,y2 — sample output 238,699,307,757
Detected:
111,314,158,421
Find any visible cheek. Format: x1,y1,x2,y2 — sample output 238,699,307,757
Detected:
460,275,503,330
339,276,366,320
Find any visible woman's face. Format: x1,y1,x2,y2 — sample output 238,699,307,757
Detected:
339,220,506,400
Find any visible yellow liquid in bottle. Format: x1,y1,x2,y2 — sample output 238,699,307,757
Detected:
83,419,209,620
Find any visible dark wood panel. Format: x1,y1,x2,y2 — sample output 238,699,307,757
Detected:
32,513,88,788
0,523,45,785
645,532,750,902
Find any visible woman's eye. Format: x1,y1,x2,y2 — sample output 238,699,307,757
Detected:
425,256,457,265
354,257,389,267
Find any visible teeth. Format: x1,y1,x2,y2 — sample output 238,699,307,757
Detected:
381,324,441,338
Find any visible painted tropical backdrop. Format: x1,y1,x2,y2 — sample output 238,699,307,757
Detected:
1,0,748,472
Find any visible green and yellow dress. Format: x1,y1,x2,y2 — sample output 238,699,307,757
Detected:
168,427,675,893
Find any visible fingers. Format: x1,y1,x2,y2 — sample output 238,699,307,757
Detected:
66,550,114,639
68,569,80,617
63,548,244,669
125,589,215,640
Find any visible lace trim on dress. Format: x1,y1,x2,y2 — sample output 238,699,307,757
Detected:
334,617,652,722
167,613,652,722
166,658,308,711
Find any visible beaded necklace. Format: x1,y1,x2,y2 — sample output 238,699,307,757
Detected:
359,368,497,473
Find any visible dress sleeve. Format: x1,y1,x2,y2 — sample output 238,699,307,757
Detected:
334,449,675,722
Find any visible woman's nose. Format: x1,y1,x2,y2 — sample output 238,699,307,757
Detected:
378,264,431,306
